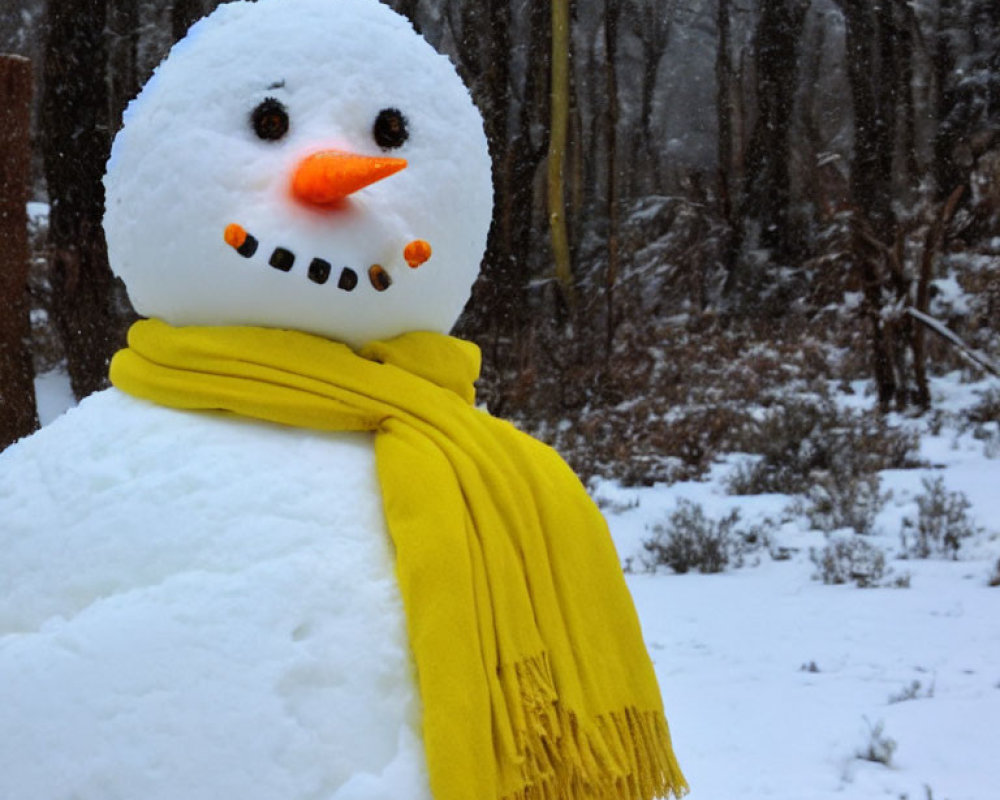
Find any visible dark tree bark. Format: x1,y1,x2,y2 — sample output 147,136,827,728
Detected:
840,0,895,409
837,0,913,410
869,0,898,229
446,0,519,362
172,0,204,41
932,0,963,198
798,11,839,221
895,2,919,192
741,0,811,267
602,0,621,359
452,0,550,374
41,0,130,400
496,0,551,344
0,54,38,448
716,0,739,279
107,0,140,128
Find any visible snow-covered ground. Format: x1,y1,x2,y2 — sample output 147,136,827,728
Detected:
23,370,1000,800
597,375,1000,800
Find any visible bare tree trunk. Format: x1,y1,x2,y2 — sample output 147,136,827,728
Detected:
0,54,38,449
837,0,903,410
548,0,575,308
716,0,739,280
443,0,551,415
741,0,811,267
896,3,919,193
172,0,204,41
872,0,898,224
799,12,834,219
108,0,139,127
604,0,621,359
450,1,537,358
932,0,962,199
41,0,130,400
852,221,897,412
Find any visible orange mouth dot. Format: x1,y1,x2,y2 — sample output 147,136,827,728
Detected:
404,239,432,268
224,223,248,249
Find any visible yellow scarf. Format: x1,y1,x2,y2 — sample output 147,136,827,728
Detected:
110,319,687,800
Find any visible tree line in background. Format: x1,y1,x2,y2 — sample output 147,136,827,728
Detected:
1,0,998,455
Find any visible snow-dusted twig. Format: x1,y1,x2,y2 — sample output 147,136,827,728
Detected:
905,307,1000,379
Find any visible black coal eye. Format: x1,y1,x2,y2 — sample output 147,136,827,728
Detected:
373,107,409,149
251,97,289,141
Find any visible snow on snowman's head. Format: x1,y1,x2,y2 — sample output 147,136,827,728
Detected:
103,0,493,349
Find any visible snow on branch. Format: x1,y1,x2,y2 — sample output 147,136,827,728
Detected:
905,307,1000,380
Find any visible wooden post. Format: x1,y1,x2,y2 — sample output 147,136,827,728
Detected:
0,54,38,450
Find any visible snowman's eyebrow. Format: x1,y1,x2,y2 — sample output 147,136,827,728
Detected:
266,80,286,91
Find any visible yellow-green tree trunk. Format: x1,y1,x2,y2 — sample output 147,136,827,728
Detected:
547,0,575,307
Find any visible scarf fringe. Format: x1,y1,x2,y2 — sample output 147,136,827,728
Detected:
501,653,689,800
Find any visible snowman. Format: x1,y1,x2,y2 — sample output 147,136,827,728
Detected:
0,2,686,799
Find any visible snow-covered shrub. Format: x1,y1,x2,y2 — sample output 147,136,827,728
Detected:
644,501,735,574
805,473,889,535
642,500,769,574
856,719,897,766
967,387,1000,425
966,388,1000,459
899,477,980,559
810,535,888,588
726,398,918,497
887,679,933,704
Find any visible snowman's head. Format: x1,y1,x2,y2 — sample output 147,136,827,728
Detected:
104,0,493,349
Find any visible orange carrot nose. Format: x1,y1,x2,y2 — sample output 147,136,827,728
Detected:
291,149,407,207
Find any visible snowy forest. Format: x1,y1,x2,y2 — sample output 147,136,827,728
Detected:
1,0,999,479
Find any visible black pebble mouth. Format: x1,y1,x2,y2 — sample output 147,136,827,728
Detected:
227,228,391,293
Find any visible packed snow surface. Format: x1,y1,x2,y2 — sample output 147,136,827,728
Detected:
0,389,431,800
32,367,76,426
594,375,1000,800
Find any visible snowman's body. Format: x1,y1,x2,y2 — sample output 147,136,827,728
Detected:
0,0,493,795
0,389,433,800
